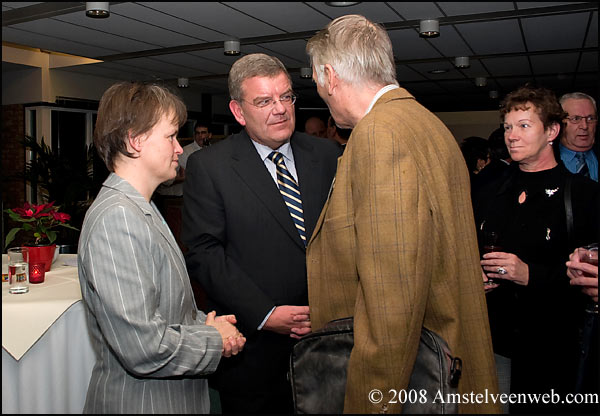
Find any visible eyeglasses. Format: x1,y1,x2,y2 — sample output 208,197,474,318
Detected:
242,93,297,109
564,115,598,124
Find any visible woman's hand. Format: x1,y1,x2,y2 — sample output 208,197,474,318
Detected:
205,311,246,357
482,268,499,292
566,248,599,303
481,252,530,286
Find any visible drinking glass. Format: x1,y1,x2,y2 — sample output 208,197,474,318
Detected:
578,243,598,270
482,231,504,285
8,247,29,294
577,243,598,313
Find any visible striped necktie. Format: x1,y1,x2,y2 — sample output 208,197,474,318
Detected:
269,151,307,245
575,152,590,178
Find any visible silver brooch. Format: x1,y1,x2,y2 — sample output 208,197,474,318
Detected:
545,187,559,197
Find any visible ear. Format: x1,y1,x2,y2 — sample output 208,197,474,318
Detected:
546,122,560,143
229,100,247,126
323,64,337,96
127,130,144,154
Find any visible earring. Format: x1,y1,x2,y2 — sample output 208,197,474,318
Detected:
548,141,553,146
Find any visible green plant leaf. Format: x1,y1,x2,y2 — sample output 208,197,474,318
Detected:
46,230,57,243
5,228,21,247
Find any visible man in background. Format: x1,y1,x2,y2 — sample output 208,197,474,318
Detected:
558,92,598,181
305,14,500,414
154,121,211,199
180,121,212,172
182,53,340,413
303,115,327,138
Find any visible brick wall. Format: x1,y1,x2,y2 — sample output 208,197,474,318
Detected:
2,104,27,250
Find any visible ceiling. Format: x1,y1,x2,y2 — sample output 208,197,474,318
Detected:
2,1,599,114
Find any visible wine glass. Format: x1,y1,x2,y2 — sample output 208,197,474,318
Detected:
482,231,503,285
577,243,598,312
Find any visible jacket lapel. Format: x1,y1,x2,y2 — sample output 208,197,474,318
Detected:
230,132,306,250
292,134,323,241
104,174,185,264
308,155,342,246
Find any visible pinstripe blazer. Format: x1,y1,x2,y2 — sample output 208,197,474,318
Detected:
78,173,223,414
307,88,501,414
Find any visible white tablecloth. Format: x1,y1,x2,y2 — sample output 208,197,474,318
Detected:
2,254,95,414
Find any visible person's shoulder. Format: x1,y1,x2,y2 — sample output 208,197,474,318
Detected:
190,133,236,161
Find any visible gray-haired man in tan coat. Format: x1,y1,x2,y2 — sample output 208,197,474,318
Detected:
305,15,501,414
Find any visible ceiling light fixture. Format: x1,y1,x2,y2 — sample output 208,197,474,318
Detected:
454,56,470,68
85,2,110,18
300,67,312,79
325,2,360,6
177,77,189,88
428,68,449,74
224,39,241,56
475,77,487,87
419,19,440,38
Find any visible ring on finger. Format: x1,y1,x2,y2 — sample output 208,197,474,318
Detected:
497,266,507,275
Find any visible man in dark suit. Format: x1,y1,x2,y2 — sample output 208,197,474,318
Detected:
182,53,340,413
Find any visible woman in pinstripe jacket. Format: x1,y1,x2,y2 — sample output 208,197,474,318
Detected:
78,82,245,414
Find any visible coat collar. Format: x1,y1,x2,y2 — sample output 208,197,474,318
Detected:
102,173,182,257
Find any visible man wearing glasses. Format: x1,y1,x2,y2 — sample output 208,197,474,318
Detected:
559,92,598,182
182,53,340,413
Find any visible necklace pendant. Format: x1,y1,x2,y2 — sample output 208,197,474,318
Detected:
545,187,559,197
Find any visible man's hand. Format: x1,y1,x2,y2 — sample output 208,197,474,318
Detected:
263,305,311,339
205,311,246,357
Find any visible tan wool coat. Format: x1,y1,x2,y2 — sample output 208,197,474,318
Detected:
307,88,501,414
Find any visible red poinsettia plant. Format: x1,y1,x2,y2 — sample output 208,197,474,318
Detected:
4,201,78,246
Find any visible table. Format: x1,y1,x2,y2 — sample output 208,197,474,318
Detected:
2,254,95,414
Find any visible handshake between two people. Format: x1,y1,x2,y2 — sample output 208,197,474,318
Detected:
205,311,246,357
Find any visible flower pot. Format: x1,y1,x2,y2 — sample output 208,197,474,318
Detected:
24,244,57,272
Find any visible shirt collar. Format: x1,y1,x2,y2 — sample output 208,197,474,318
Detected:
251,139,293,162
365,84,399,116
559,143,590,162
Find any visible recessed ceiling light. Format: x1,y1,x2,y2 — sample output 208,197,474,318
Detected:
300,67,312,79
419,19,440,38
454,56,470,69
224,40,240,56
475,77,487,87
428,68,449,74
325,2,360,6
85,2,110,18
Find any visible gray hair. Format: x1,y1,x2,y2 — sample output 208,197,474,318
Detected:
228,53,292,101
559,92,597,112
306,14,397,88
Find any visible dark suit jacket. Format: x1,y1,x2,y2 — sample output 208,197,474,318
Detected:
182,130,340,396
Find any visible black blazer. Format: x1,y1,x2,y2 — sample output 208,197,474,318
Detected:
181,129,340,396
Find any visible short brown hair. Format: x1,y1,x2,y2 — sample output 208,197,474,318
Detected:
94,82,187,171
500,85,566,130
228,53,291,102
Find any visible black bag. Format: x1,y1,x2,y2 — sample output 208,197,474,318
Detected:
289,317,462,414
